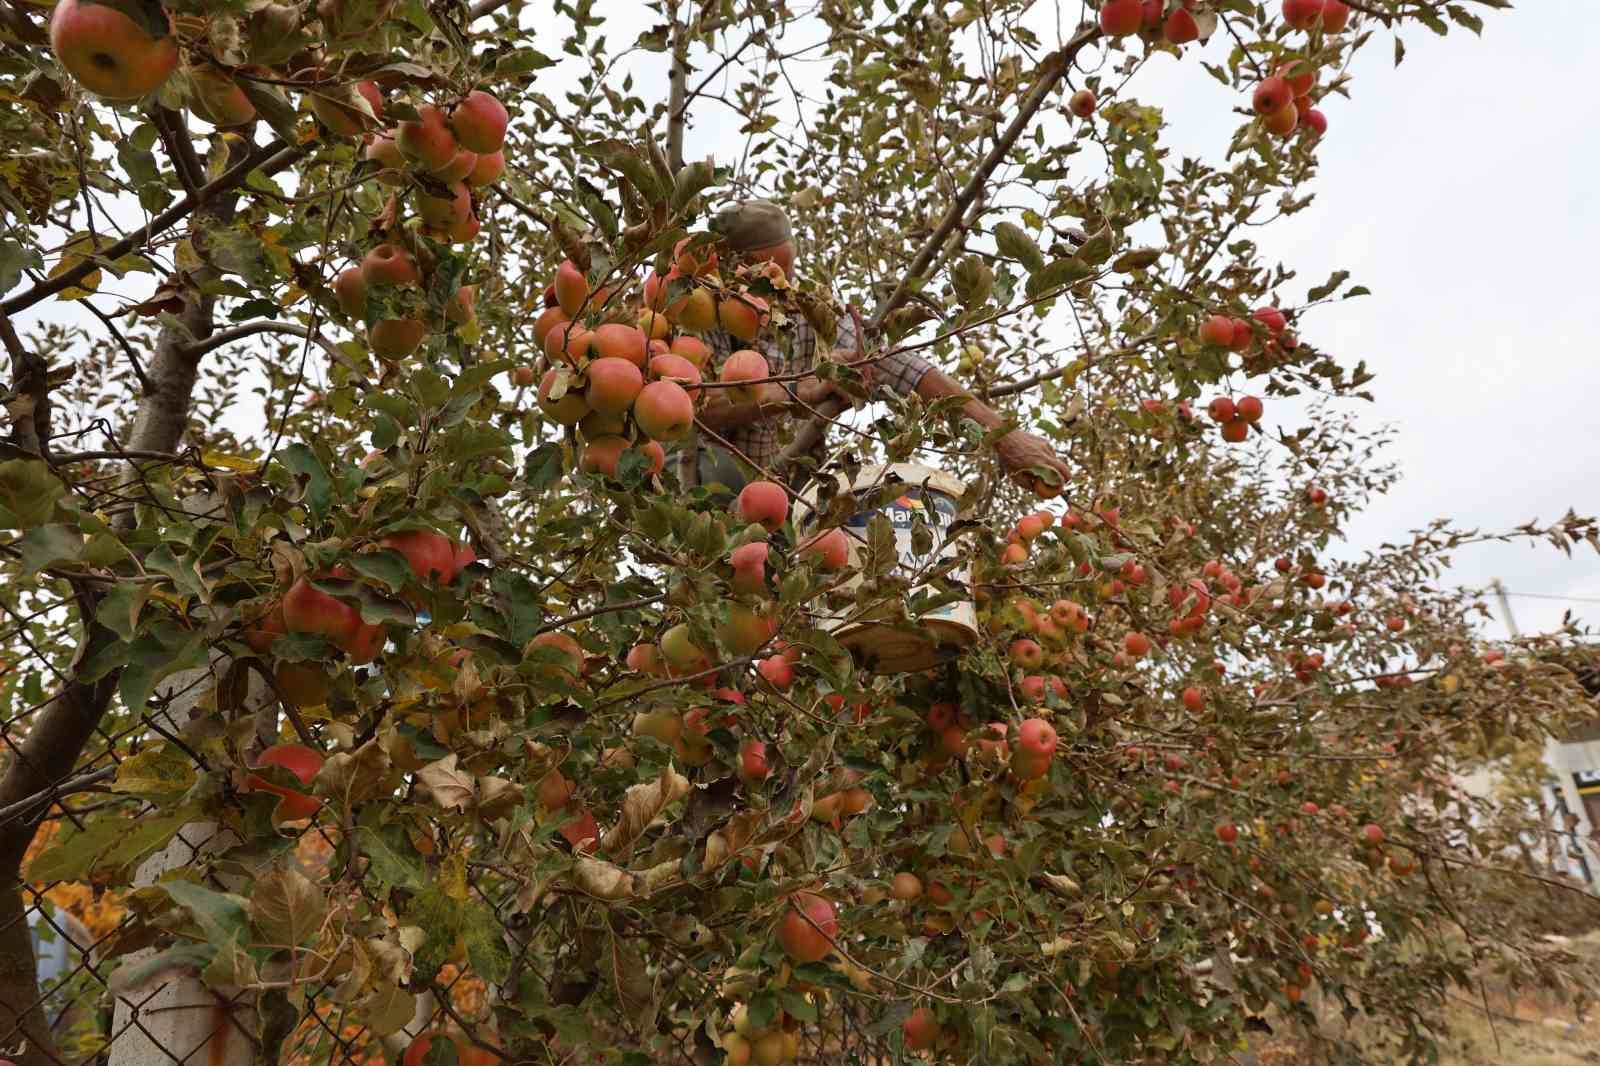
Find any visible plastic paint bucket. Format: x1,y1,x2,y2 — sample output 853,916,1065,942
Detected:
802,463,978,674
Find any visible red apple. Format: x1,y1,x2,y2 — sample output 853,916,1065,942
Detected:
245,743,324,821
1163,6,1200,44
361,243,419,287
1198,314,1234,347
777,891,838,963
396,104,458,172
632,380,695,441
799,528,849,570
450,89,508,153
735,480,789,532
1282,0,1323,30
1099,0,1143,36
50,0,178,101
1252,76,1292,116
585,357,645,415
380,529,458,584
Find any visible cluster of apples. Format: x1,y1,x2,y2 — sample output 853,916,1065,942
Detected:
1000,508,1056,565
43,0,501,162
364,89,509,240
624,481,852,701
719,998,809,1066
333,241,479,360
1251,58,1328,140
326,89,507,356
1198,304,1295,356
1095,2,1340,140
243,528,474,691
1097,0,1203,43
531,239,783,481
918,699,1061,786
1206,392,1264,443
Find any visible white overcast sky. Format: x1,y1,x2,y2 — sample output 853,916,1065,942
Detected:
17,2,1597,640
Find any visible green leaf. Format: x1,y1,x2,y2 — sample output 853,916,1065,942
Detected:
238,80,300,143
144,543,208,602
582,140,666,203
490,569,544,646
25,810,194,882
1307,270,1351,302
355,818,427,890
1076,225,1115,266
157,880,252,947
1112,247,1163,273
348,549,413,593
113,743,197,801
119,622,209,718
524,442,565,491
279,443,333,518
1026,258,1095,299
202,935,260,990
0,459,67,528
496,47,557,75
992,222,1045,273
15,524,85,574
671,161,716,214
108,943,214,994
0,239,45,296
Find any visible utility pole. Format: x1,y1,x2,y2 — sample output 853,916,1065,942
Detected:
1491,578,1521,639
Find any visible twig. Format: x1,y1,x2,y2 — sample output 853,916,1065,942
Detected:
1,141,302,316
0,765,117,825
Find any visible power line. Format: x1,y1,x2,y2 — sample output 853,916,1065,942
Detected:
1500,591,1600,605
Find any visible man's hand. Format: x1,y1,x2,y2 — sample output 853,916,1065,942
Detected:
996,430,1072,497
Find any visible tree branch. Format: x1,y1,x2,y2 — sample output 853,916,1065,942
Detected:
178,319,346,364
0,310,49,457
776,25,1100,482
0,140,301,317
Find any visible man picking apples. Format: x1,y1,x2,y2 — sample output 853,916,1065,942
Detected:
694,200,1072,495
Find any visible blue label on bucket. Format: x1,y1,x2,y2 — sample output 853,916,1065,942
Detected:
847,487,960,578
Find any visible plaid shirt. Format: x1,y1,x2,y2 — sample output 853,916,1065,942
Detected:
704,313,934,472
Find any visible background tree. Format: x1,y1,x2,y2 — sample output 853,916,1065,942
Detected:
0,1,1597,1065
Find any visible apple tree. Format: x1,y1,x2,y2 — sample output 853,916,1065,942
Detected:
1,1,1597,1065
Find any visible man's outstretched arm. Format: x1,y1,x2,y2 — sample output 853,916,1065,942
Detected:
911,366,1072,493
834,344,1072,493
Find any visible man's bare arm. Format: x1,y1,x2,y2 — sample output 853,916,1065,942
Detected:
913,367,1072,490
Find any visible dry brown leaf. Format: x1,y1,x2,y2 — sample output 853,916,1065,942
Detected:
601,765,690,855
417,754,477,813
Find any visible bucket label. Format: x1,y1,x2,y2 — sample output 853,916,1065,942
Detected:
847,487,966,603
